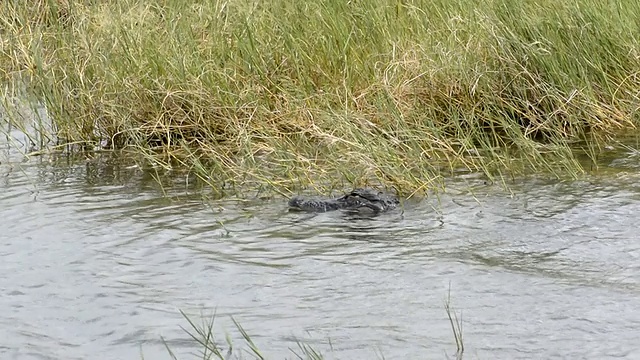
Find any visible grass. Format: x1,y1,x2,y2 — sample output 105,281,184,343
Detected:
1,0,640,196
169,310,325,360
170,298,465,360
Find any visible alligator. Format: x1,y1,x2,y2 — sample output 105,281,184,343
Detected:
288,188,399,213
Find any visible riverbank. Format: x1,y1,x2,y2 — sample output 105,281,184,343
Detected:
2,0,639,196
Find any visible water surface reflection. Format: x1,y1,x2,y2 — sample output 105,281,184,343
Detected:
1,148,640,359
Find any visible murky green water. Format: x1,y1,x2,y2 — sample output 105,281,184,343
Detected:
2,126,640,359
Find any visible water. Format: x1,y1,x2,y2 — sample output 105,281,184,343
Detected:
2,131,640,359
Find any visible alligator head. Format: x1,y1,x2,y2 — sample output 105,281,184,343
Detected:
288,188,399,213
338,188,400,212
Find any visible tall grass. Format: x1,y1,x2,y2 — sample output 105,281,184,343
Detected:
2,0,639,195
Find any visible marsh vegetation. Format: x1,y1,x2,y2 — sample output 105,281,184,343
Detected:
1,0,639,196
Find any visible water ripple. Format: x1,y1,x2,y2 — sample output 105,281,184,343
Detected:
1,158,640,359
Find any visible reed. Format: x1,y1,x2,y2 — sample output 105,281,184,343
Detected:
2,0,639,195
172,301,464,360
171,310,325,360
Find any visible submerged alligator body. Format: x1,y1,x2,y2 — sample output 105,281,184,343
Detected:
288,188,399,213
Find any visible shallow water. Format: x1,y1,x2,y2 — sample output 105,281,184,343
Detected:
2,131,640,359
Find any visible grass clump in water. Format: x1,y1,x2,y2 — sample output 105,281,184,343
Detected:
1,0,639,196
